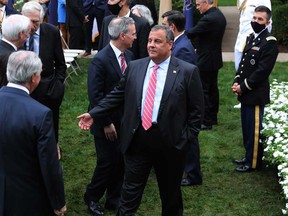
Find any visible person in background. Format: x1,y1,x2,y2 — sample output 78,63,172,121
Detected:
0,0,19,39
22,1,66,152
78,25,204,216
84,17,135,216
131,4,153,26
82,0,107,57
187,0,226,130
0,50,66,216
162,10,202,187
57,0,68,48
98,0,150,59
130,0,157,25
232,6,278,172
66,0,88,49
233,0,271,109
0,14,31,87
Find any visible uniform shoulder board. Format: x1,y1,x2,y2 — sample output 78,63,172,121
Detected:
266,36,277,41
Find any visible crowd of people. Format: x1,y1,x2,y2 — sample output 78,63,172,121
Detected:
0,0,279,215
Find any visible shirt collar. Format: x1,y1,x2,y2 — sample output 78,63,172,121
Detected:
7,83,30,94
148,56,171,70
174,31,185,42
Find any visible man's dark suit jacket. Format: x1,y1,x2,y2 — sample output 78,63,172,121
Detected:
0,86,65,216
234,30,279,105
187,7,226,71
4,5,20,16
89,56,204,153
0,40,15,87
172,33,197,65
98,13,150,59
30,22,66,106
66,0,85,28
88,44,134,137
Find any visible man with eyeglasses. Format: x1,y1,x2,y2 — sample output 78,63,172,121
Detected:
22,1,66,153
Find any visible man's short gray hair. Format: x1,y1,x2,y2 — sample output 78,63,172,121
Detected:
200,0,214,4
151,25,174,43
131,4,154,26
22,1,45,20
108,17,135,40
2,14,31,41
7,51,42,85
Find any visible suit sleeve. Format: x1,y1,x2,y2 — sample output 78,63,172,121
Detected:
187,66,204,137
54,29,67,82
37,110,65,210
88,56,113,126
67,0,85,22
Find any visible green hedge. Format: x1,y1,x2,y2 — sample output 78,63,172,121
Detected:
272,4,288,46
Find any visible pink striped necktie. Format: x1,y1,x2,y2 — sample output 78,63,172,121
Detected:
142,65,159,130
120,53,126,73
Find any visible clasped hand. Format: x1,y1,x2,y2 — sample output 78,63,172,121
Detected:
77,113,93,130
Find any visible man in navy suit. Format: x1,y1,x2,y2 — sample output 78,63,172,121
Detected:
0,14,31,87
78,25,204,216
0,50,66,216
0,0,19,38
84,17,135,216
162,10,202,187
98,0,150,59
22,1,66,146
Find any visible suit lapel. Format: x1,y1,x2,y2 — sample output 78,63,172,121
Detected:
159,57,179,115
107,45,122,77
136,58,150,111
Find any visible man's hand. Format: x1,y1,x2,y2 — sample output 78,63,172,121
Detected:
77,113,93,130
54,205,67,216
232,83,241,96
84,15,89,23
104,123,117,141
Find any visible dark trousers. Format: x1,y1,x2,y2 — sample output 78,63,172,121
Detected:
85,135,124,207
241,104,264,169
200,70,219,125
117,125,186,216
68,26,84,49
184,136,202,183
84,6,105,52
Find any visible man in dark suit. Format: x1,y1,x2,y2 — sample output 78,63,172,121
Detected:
232,6,278,172
162,10,202,187
78,25,204,216
187,0,226,130
0,50,66,216
66,0,88,49
84,17,135,216
0,0,19,38
22,1,66,145
98,0,150,59
82,0,107,56
130,0,158,25
0,14,31,87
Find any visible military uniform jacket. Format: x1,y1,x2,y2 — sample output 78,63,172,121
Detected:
234,29,278,105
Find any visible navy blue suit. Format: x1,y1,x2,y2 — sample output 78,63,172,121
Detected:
85,44,134,208
0,40,15,87
0,86,65,216
172,33,201,184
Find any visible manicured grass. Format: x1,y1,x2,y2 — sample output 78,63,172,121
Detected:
218,0,237,6
59,59,287,215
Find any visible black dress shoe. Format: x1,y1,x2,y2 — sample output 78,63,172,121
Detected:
233,157,247,165
181,178,202,186
235,165,252,172
84,195,104,216
201,124,212,130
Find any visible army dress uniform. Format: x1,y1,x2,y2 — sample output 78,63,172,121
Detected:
233,28,278,170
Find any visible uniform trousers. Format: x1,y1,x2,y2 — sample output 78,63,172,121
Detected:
241,104,264,169
117,124,186,216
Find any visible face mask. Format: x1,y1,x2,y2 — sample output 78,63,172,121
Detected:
108,0,122,15
251,21,266,33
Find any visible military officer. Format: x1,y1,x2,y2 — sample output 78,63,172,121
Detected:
232,5,278,172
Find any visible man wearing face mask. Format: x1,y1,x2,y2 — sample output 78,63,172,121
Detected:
98,0,150,59
232,6,278,172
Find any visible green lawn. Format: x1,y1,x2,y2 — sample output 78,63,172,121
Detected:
59,59,287,215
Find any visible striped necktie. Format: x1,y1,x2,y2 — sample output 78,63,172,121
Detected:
28,34,34,51
120,53,126,73
142,65,159,130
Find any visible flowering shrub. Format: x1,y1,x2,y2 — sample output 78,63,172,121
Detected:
262,79,288,214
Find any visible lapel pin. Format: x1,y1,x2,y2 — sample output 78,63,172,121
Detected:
173,70,177,74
